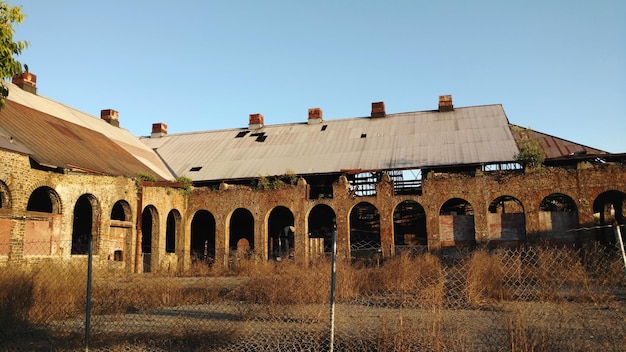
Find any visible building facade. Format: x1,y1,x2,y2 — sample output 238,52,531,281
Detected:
1,74,625,273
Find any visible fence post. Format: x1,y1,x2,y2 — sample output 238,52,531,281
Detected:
329,225,338,352
84,234,93,351
615,224,626,276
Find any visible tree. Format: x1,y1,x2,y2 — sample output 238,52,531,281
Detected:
0,2,28,108
513,126,545,170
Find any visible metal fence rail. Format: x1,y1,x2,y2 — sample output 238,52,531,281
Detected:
1,226,625,351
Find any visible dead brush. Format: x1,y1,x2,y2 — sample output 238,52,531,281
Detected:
27,262,88,322
349,252,446,308
228,258,330,321
0,267,35,325
465,249,505,306
534,246,601,302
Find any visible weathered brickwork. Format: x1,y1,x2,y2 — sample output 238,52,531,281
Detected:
0,149,141,269
2,145,625,273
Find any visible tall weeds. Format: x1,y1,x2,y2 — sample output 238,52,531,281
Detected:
1,245,624,351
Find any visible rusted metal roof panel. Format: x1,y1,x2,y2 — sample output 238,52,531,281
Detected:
142,104,521,181
2,83,173,179
509,125,606,159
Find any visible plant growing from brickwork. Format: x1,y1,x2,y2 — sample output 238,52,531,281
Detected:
256,174,287,190
513,126,545,170
134,172,156,190
175,175,193,196
284,169,297,185
0,2,28,108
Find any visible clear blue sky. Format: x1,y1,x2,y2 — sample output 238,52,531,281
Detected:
9,0,626,153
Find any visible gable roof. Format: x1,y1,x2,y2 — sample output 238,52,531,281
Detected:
141,104,520,182
1,81,173,180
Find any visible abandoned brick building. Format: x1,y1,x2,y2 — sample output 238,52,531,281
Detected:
1,73,625,273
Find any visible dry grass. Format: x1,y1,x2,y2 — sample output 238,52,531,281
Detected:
1,246,625,351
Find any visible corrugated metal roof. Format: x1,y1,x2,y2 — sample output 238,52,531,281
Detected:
1,82,174,179
509,125,607,159
141,104,520,181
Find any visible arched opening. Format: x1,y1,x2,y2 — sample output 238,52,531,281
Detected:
308,204,336,253
24,186,62,256
349,202,380,259
72,194,99,255
141,205,159,273
439,198,475,247
111,200,131,221
487,196,526,245
166,209,182,254
191,210,216,264
268,206,295,260
0,181,10,209
229,208,254,256
393,200,427,252
539,193,578,243
27,186,61,213
0,181,12,255
593,190,626,244
109,200,132,262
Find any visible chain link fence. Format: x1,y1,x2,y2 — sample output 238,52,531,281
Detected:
1,226,625,351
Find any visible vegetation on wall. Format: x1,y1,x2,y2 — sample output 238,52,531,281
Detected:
0,2,28,108
513,126,545,170
134,172,156,190
255,170,298,190
175,175,193,196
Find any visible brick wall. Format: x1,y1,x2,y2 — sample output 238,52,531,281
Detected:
2,143,625,272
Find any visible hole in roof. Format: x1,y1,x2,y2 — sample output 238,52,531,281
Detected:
235,131,249,138
189,166,202,172
256,135,267,142
361,133,367,138
250,132,265,137
321,125,328,131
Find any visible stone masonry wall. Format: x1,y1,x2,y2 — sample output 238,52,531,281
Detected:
2,143,625,272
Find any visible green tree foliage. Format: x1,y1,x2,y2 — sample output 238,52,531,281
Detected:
0,2,28,107
513,126,545,170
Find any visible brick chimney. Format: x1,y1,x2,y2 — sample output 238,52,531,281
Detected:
438,95,453,112
307,108,323,124
12,72,37,94
100,109,119,127
249,113,264,130
151,123,167,138
371,101,386,118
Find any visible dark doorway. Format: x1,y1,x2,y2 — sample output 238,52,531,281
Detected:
308,204,336,252
593,190,626,244
72,194,98,255
349,202,381,259
268,206,295,260
229,208,254,254
141,205,159,273
191,210,216,263
394,200,427,251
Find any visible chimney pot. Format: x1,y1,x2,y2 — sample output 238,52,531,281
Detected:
371,101,386,118
307,108,323,124
438,95,453,111
11,72,37,94
249,113,264,130
100,109,119,127
151,123,168,138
